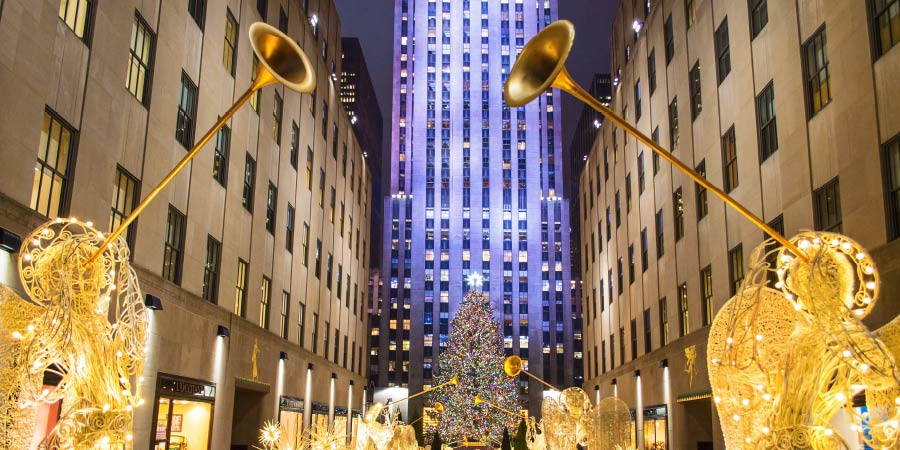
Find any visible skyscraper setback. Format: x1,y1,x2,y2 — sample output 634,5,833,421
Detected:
371,0,574,416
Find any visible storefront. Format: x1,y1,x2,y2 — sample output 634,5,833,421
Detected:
642,405,668,450
350,409,362,445
334,406,348,439
279,396,304,438
311,401,329,430
152,374,216,450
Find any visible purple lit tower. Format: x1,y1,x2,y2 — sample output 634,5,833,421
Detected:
372,0,573,417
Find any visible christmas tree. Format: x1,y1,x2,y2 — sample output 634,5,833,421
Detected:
430,287,519,443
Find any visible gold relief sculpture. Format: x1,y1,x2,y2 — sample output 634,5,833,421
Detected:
684,345,698,389
708,232,900,449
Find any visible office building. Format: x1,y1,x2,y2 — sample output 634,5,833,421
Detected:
580,0,900,448
371,0,575,417
0,0,371,448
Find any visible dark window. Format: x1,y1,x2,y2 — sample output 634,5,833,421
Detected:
306,146,314,189
685,0,696,28
176,71,198,148
689,62,702,120
319,169,326,206
279,7,288,32
298,302,306,347
235,259,248,317
301,223,310,265
659,297,668,346
872,0,900,56
884,137,900,240
243,154,256,212
188,0,206,29
280,291,290,339
673,188,685,240
286,204,295,252
260,276,271,329
715,18,731,83
326,253,333,289
213,125,230,186
617,258,623,295
664,15,675,64
250,54,260,112
750,0,768,38
162,205,186,285
290,121,299,169
312,313,319,353
640,228,649,272
634,80,642,120
814,177,842,232
630,319,638,360
314,239,322,278
127,14,155,104
701,265,713,326
322,102,329,138
273,92,283,144
223,10,238,76
729,244,744,295
628,244,635,284
59,0,94,41
203,236,222,303
648,49,657,94
615,191,621,227
266,182,277,233
625,174,632,212
678,283,689,337
765,215,784,286
609,334,615,369
803,27,832,117
110,166,140,248
638,152,645,194
668,98,679,151
257,0,267,18
655,209,665,258
643,309,652,354
619,327,625,366
695,160,708,219
722,126,738,192
756,82,778,161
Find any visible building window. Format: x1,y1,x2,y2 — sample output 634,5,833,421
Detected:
326,253,333,289
673,188,685,241
628,244,635,284
648,50,657,95
59,0,93,40
729,244,744,296
689,62,702,120
630,319,638,360
319,169,326,206
668,98,679,151
814,177,842,232
312,313,319,353
279,7,288,32
615,191,621,227
765,215,784,285
176,71,198,149
110,167,140,248
638,152,646,194
329,187,336,223
32,111,76,219
641,228,649,272
803,27,831,117
655,209,665,258
695,160,708,220
203,236,222,303
750,0,768,38
213,125,230,186
756,82,778,161
872,0,900,56
664,15,675,64
722,126,738,192
188,0,206,29
609,334,615,369
266,182,277,233
243,154,256,212
250,54,260,112
884,137,900,240
162,205,186,285
685,0,696,28
626,174,632,211
223,10,238,76
715,18,731,84
634,80,642,121
280,291,290,339
314,239,322,278
257,0,267,18
273,92,283,144
126,14,154,104
298,302,306,347
305,146,314,189
260,276,272,329
701,265,713,326
322,102,329,138
301,223,310,265
643,309,652,354
290,121,299,169
619,327,625,366
286,204,295,252
617,258,624,295
678,283,689,337
659,297,668,346
235,259,248,317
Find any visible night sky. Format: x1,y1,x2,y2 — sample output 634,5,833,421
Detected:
333,0,618,164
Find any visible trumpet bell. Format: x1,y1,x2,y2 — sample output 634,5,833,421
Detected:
504,355,523,377
249,22,316,93
433,402,445,413
504,20,575,107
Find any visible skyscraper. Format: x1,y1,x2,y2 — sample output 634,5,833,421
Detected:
372,0,573,416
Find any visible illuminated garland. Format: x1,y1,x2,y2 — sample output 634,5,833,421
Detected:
430,290,519,443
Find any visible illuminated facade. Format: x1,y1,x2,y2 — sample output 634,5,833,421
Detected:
371,0,574,417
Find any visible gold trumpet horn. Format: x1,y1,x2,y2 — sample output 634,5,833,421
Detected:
505,20,807,262
432,402,445,413
474,395,516,415
503,355,558,391
86,22,316,265
384,374,459,407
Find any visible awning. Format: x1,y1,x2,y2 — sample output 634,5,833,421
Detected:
676,388,712,403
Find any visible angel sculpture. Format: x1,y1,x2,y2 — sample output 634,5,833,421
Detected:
541,387,593,449
0,218,147,449
709,231,900,449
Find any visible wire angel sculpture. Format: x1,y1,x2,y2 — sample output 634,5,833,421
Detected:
709,231,900,449
0,218,148,449
352,402,419,450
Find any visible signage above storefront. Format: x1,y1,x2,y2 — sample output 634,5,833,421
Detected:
158,375,216,401
311,401,329,414
334,406,348,417
280,395,305,412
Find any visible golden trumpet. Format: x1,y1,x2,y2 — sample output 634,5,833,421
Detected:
474,394,516,416
432,402,445,413
474,394,484,406
86,22,316,265
385,374,459,407
505,20,807,262
503,355,558,391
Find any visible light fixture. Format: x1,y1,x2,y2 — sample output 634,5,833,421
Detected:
280,351,289,361
660,358,668,368
594,386,600,392
0,227,22,252
350,380,354,386
216,325,230,338
634,370,641,377
632,19,643,34
611,378,617,385
144,294,163,311
331,372,337,380
350,115,359,125
308,363,315,371
309,14,318,27
593,118,601,129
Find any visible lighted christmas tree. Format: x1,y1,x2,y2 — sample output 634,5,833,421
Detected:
430,278,519,444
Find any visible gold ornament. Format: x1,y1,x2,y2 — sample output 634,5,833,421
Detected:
0,218,147,448
684,345,698,389
709,232,900,449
